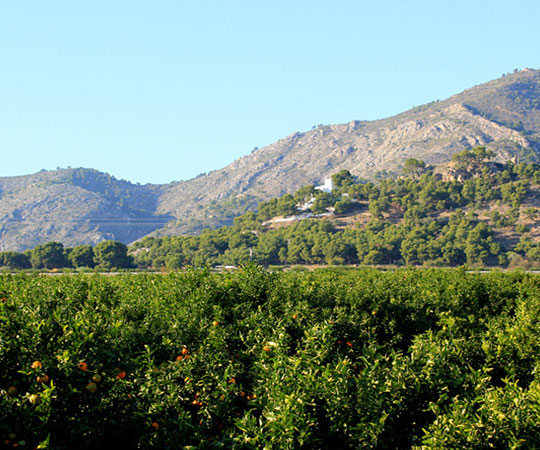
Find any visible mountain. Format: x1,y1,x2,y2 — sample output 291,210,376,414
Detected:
0,168,173,251
155,68,540,235
1,68,539,250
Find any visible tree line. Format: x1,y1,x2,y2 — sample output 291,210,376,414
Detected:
3,147,540,270
0,240,133,271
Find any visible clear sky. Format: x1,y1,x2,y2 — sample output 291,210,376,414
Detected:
1,1,538,184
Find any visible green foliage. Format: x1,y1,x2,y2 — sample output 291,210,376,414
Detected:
331,169,355,190
68,245,95,269
311,191,336,214
0,251,31,270
93,241,133,270
2,269,540,448
402,158,427,178
452,146,496,165
30,242,70,269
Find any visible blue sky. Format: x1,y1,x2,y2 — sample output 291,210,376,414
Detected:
1,1,538,184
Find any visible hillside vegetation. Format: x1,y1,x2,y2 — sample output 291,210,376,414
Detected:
129,149,540,269
1,69,540,250
5,148,540,271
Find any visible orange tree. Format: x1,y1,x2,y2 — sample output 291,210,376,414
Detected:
1,267,540,448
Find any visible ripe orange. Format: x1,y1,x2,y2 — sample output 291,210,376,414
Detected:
117,371,126,379
228,378,236,384
263,346,271,352
36,374,49,384
78,362,88,371
85,382,98,393
292,314,298,319
7,386,17,396
181,347,189,355
31,361,42,369
346,341,353,347
176,355,183,361
92,374,102,383
212,320,219,326
151,422,159,429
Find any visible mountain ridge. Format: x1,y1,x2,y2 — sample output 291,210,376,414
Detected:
1,68,539,251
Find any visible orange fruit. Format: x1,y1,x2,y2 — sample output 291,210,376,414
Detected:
7,386,17,396
31,361,42,369
176,355,183,361
85,382,98,393
292,314,298,319
212,320,219,326
228,378,236,384
181,347,189,355
117,371,126,379
92,374,102,383
151,422,159,429
346,342,352,347
78,362,88,371
36,374,49,384
263,346,271,352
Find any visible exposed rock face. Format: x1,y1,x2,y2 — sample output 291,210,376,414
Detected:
156,69,540,235
1,69,539,250
0,169,172,251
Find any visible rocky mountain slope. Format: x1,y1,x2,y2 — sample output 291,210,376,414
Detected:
0,169,172,251
1,68,539,250
155,68,540,235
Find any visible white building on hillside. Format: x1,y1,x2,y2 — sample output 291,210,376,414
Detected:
315,177,334,193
